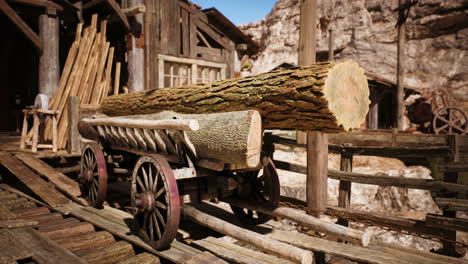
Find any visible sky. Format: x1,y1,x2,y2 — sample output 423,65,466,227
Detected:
190,0,277,25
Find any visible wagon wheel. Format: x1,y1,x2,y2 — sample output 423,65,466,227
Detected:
131,155,180,250
79,143,108,208
230,157,280,225
433,107,468,135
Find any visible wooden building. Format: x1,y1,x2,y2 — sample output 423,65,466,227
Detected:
0,0,259,132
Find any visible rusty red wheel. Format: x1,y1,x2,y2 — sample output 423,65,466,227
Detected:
433,107,467,135
131,154,180,250
230,157,280,225
79,143,108,208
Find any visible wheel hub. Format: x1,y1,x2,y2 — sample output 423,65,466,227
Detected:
136,192,155,211
81,169,93,182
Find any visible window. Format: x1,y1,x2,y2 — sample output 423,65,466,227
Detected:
158,54,226,88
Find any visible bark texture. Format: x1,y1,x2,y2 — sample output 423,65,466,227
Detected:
112,110,262,168
101,60,370,132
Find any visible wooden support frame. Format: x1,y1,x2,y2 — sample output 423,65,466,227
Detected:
0,0,43,52
20,109,59,153
105,0,130,31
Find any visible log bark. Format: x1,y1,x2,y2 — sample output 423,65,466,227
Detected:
80,110,262,168
101,60,370,132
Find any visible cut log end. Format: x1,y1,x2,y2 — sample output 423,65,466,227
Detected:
323,60,370,131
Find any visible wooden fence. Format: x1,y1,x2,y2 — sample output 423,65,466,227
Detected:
264,131,468,256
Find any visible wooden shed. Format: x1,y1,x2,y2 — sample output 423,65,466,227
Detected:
0,0,259,132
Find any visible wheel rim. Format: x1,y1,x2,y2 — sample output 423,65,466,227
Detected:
433,107,468,135
131,154,180,249
230,157,280,225
79,143,107,208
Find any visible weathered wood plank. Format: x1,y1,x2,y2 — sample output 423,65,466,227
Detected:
182,205,313,264
425,213,468,232
77,241,135,264
7,227,86,264
55,203,201,264
15,153,82,198
0,204,16,220
0,229,32,263
0,153,70,208
268,229,455,264
193,236,293,264
0,219,38,228
274,159,468,194
116,252,160,264
435,197,468,212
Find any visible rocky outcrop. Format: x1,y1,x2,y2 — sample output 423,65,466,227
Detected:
239,0,468,112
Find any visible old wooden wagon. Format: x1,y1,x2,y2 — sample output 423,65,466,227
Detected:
77,110,279,249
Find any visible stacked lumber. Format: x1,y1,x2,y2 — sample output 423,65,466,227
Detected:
45,14,120,149
101,60,370,132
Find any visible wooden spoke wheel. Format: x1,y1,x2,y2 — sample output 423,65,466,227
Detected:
433,107,468,135
230,157,280,225
131,155,180,250
79,143,108,208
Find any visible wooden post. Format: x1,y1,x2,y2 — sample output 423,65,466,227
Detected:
396,0,405,130
144,0,151,90
368,103,379,129
38,10,59,98
67,96,80,154
337,153,353,226
298,0,328,237
127,0,145,92
328,29,334,61
441,135,459,256
297,0,317,145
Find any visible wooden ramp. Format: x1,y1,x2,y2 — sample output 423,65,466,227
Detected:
15,153,82,198
56,203,228,264
0,152,70,208
0,185,173,264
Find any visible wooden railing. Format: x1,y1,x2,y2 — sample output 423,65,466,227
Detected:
264,131,468,256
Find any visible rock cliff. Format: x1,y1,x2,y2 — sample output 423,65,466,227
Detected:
239,0,468,111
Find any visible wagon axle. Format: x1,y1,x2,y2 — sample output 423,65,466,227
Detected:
135,193,156,211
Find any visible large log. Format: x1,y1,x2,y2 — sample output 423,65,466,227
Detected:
101,60,370,132
80,110,262,168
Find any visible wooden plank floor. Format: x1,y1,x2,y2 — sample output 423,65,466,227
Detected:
0,186,161,264
15,153,82,198
56,203,227,264
0,152,70,208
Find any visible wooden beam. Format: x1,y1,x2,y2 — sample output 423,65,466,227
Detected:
425,213,468,233
83,0,104,9
10,0,63,11
307,132,328,216
182,205,313,264
337,153,352,226
396,0,405,129
0,0,43,52
274,159,468,194
39,13,59,97
193,19,234,51
105,0,130,31
436,198,468,212
122,4,145,16
225,199,363,244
